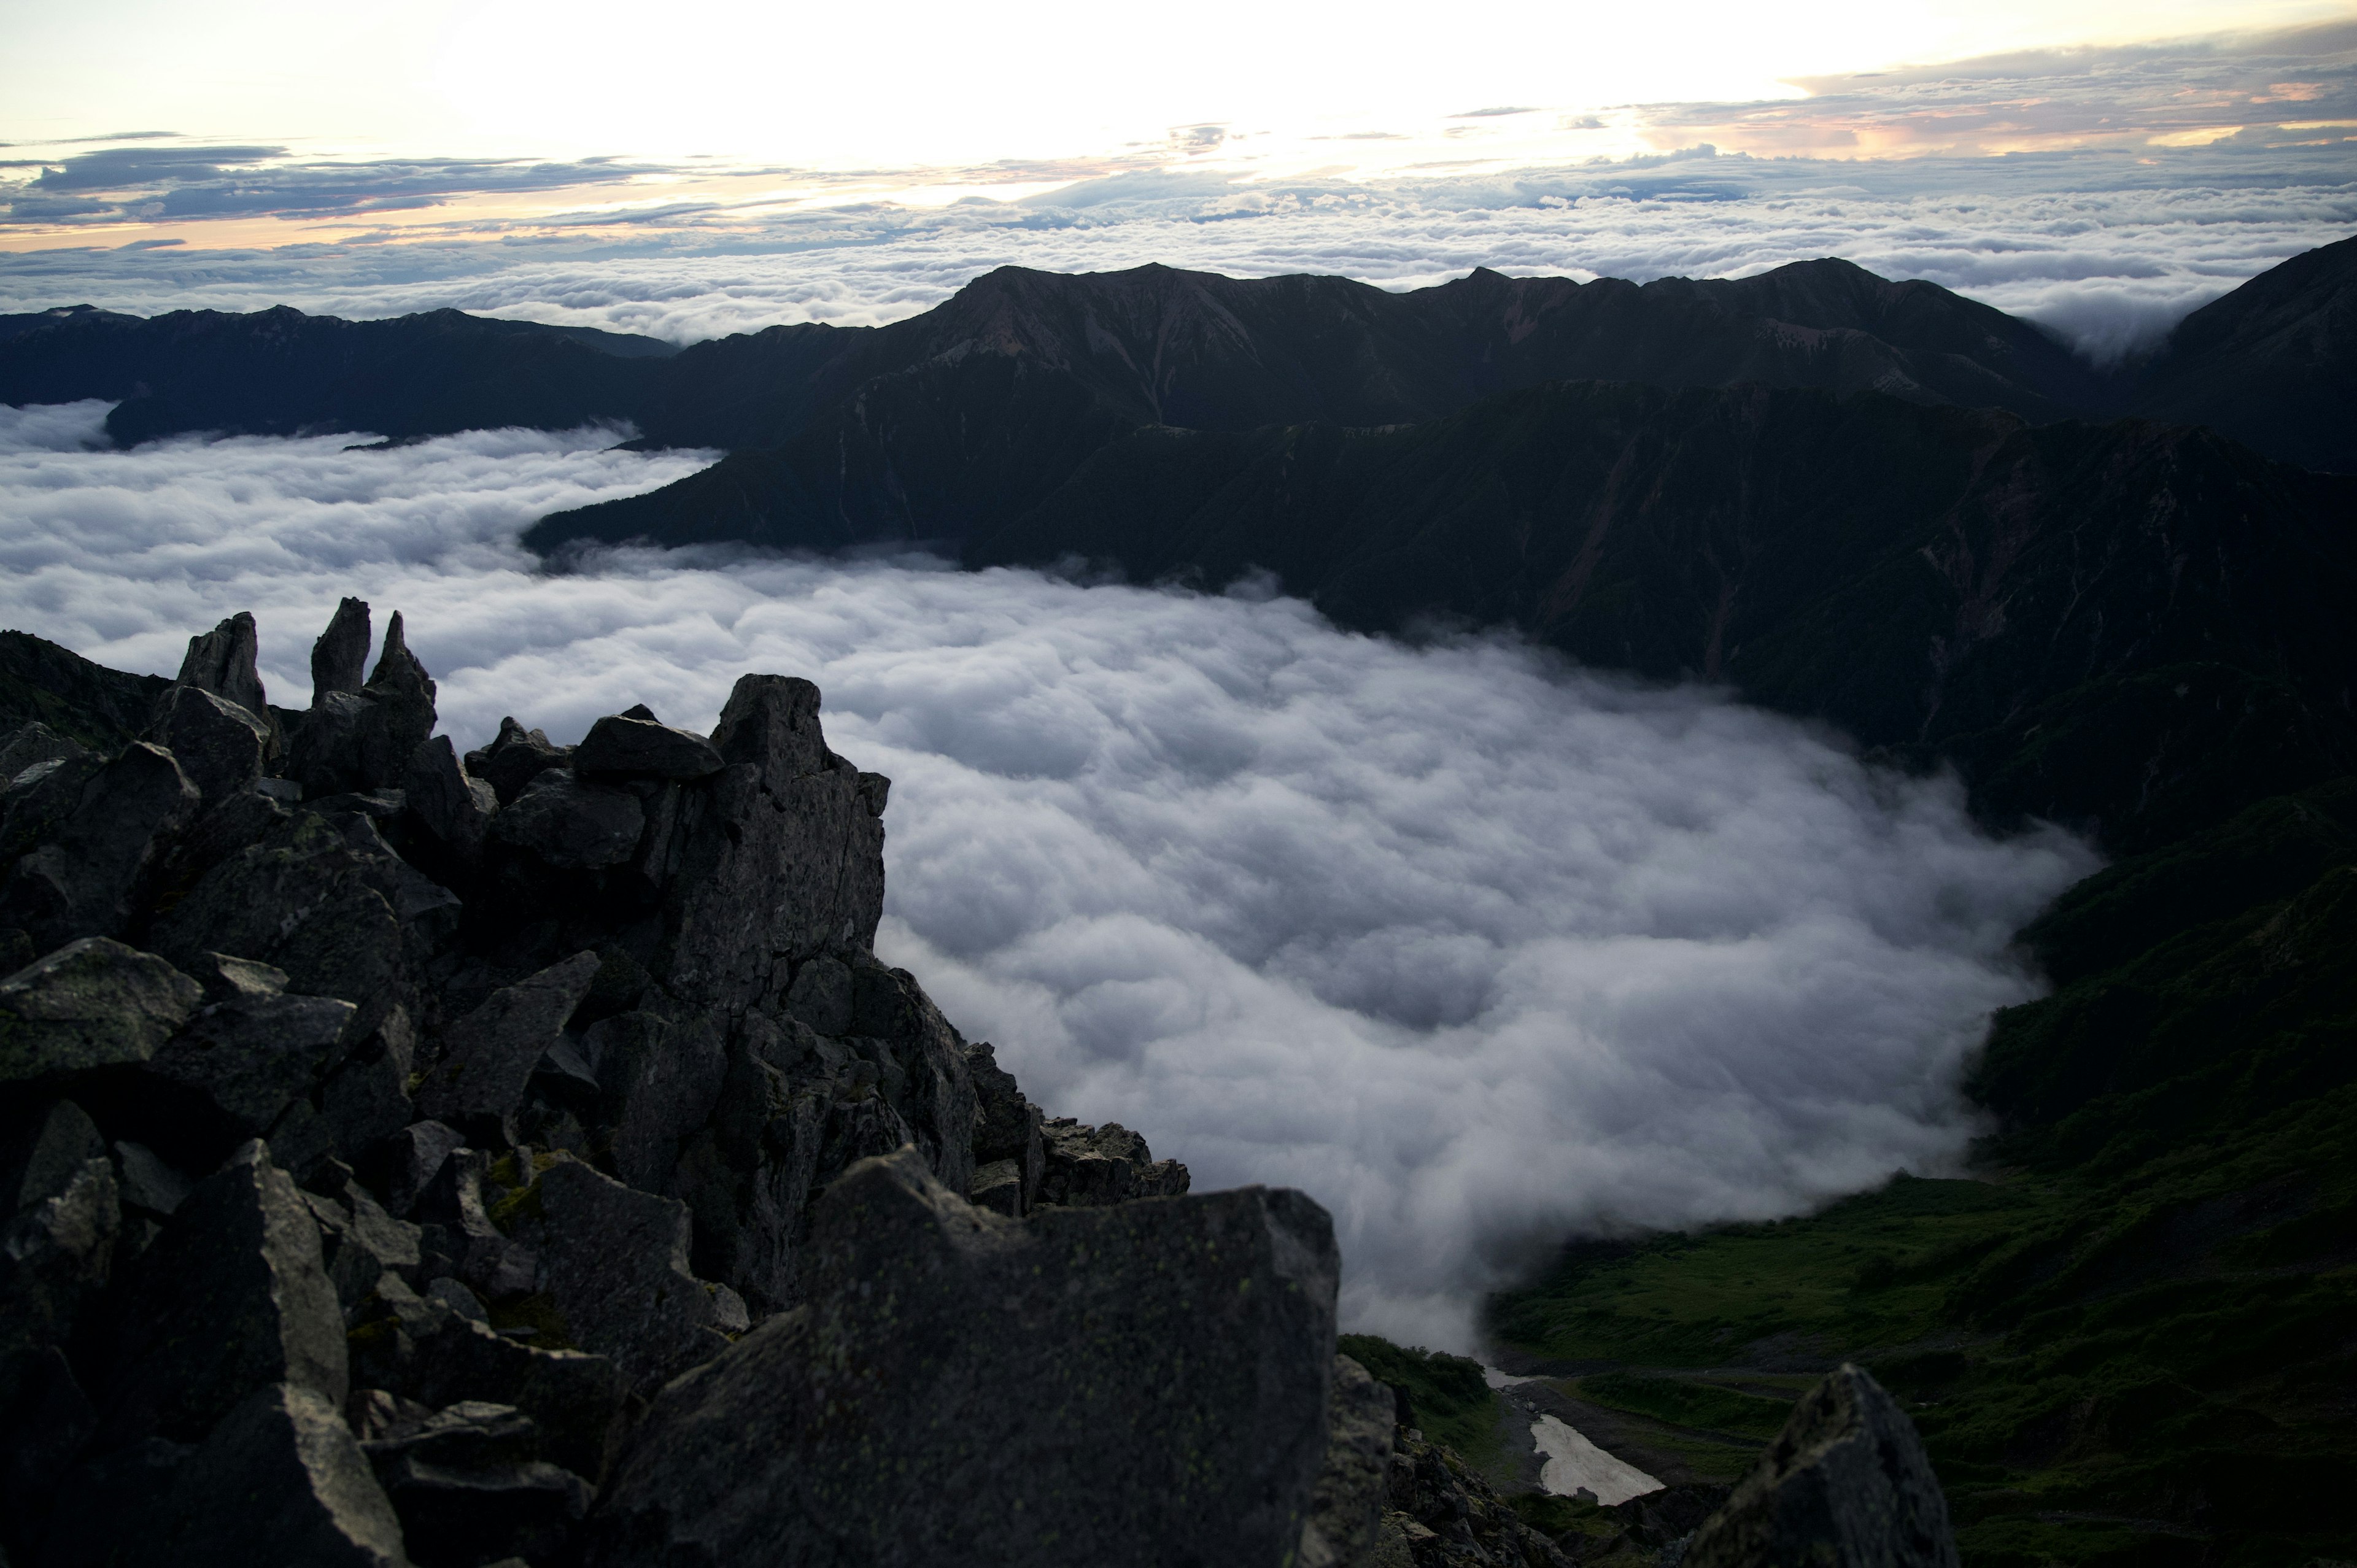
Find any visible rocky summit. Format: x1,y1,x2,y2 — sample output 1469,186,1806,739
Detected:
0,600,1953,1566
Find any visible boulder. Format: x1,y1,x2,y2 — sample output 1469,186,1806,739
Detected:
399,1315,628,1482
0,742,200,948
359,1399,592,1567
158,1381,411,1567
312,597,372,706
586,1147,1338,1568
143,975,358,1139
415,952,600,1142
304,1006,420,1172
305,1172,424,1316
465,719,575,808
145,684,270,801
1299,1355,1398,1568
114,1140,193,1219
497,1157,733,1395
0,1145,117,1372
103,1140,347,1443
0,748,103,870
573,713,724,781
0,937,203,1083
487,771,644,871
0,722,88,786
1037,1116,1191,1208
402,736,497,861
656,675,886,1012
1682,1363,1960,1568
0,1096,107,1214
152,809,454,1041
585,1008,726,1193
376,1121,468,1219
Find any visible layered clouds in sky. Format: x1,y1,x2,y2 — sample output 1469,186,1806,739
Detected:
0,404,2096,1347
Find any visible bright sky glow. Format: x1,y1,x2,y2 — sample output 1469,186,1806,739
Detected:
0,0,2345,161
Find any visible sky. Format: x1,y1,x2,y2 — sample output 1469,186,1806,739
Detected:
0,405,2094,1347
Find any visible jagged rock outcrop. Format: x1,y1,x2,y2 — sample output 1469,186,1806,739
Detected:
0,603,1258,1568
1682,1364,1959,1568
586,1146,1337,1567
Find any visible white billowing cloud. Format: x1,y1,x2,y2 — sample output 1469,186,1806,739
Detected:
4,141,2351,360
0,404,2096,1348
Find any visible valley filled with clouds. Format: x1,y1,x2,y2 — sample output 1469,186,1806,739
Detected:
0,404,2095,1345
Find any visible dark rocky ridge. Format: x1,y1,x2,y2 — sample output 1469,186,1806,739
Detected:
0,601,1959,1565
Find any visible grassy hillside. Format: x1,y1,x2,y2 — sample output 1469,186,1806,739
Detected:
1490,777,2357,1567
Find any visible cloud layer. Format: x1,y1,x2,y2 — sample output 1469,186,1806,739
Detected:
0,404,2095,1346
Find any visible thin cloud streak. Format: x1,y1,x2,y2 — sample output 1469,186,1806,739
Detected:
0,404,2096,1348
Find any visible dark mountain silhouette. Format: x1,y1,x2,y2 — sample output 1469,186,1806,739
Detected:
0,255,2116,457
972,383,2357,852
2129,231,2357,473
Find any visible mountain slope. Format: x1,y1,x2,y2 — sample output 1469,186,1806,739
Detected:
969,382,2357,851
2131,233,2357,474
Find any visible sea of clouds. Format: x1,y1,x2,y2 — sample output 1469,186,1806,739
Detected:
0,403,2096,1346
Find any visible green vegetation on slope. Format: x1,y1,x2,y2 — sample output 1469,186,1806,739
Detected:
1337,1333,1506,1473
1491,777,2357,1568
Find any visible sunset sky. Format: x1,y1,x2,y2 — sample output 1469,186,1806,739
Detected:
2,1,2351,253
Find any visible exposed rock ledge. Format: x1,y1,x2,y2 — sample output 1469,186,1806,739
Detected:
0,600,1957,1566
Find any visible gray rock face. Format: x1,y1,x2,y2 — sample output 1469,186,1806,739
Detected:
487,770,645,871
151,810,439,1043
0,721,88,786
416,952,600,1141
781,953,853,1035
313,597,373,706
498,1157,732,1396
0,742,200,948
1683,1363,1960,1568
360,1397,593,1567
587,1147,1338,1568
657,675,886,1012
103,1141,348,1444
160,1381,411,1567
573,713,724,781
146,684,271,801
402,736,497,862
144,973,358,1138
287,610,439,797
586,1008,726,1192
377,1120,468,1219
465,719,573,808
1037,1116,1191,1208
0,1139,117,1372
394,1314,628,1483
176,612,274,732
1299,1355,1398,1568
0,1095,107,1214
846,953,977,1197
967,1041,1043,1208
0,937,204,1083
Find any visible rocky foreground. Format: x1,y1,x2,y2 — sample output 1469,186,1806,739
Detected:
0,601,1957,1566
